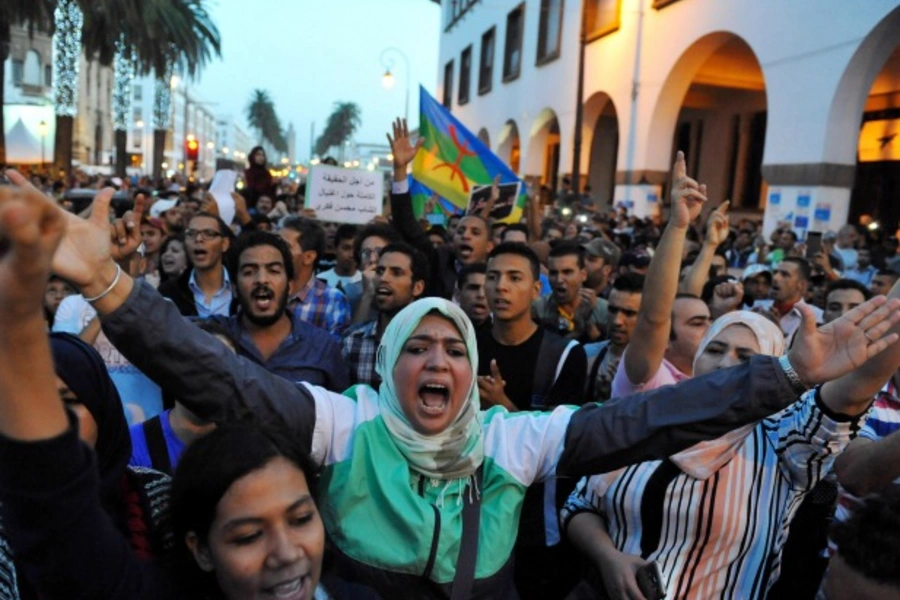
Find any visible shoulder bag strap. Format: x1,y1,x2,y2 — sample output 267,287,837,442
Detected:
450,466,484,600
142,416,173,476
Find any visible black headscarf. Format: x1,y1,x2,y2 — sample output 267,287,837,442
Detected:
49,333,131,519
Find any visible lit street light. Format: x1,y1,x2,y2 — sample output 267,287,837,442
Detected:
380,47,410,122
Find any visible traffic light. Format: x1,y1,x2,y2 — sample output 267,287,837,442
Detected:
186,138,199,161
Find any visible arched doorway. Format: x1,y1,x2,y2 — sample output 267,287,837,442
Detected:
526,108,561,190
583,92,619,210
496,119,521,173
834,6,900,232
647,33,767,215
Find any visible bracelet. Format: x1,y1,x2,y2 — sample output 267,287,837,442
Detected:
778,354,809,395
84,264,122,303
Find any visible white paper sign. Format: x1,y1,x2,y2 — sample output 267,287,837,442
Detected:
210,170,238,225
305,165,383,224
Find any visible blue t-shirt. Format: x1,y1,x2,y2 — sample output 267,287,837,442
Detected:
128,409,186,473
539,273,552,296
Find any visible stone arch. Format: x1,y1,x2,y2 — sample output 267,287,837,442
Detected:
495,119,521,173
525,108,561,187
476,127,490,149
582,92,619,209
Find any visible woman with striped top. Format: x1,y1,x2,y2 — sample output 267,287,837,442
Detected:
563,308,900,600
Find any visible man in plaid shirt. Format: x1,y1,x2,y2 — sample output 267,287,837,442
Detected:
342,242,427,387
280,216,351,337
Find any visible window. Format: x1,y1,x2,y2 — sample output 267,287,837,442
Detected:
503,4,525,82
12,60,24,85
43,65,52,87
584,0,621,40
23,50,41,86
479,27,495,95
446,0,478,30
443,60,454,108
537,0,564,64
133,84,142,101
459,46,472,105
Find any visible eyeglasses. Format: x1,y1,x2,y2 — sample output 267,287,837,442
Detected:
184,228,224,241
360,247,385,260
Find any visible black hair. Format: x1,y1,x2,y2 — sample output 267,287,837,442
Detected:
171,423,319,592
281,216,325,269
502,223,530,242
826,278,873,302
877,269,900,279
190,212,233,240
670,292,704,341
157,235,190,283
334,223,359,246
548,241,586,269
488,242,541,281
227,230,295,282
457,262,487,290
354,222,401,263
428,225,448,240
781,256,812,283
830,485,900,588
612,272,645,294
380,241,429,285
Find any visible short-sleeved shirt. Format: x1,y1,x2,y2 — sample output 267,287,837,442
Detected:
610,349,689,399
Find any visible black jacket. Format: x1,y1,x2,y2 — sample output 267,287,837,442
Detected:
390,190,458,299
157,267,238,317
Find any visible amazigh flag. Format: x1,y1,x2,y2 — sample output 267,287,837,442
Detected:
409,177,464,220
413,86,526,224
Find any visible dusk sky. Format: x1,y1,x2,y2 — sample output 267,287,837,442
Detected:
195,0,441,161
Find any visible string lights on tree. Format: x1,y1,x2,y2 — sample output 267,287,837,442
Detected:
52,0,83,117
153,63,174,130
112,36,137,132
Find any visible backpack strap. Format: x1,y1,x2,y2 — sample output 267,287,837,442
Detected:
531,331,579,409
141,416,173,477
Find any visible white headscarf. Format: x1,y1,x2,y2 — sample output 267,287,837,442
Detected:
673,310,785,479
375,298,484,481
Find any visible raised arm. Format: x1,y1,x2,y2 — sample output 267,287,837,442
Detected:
835,431,900,497
558,296,899,476
820,277,900,415
679,201,729,296
624,151,707,384
386,118,431,253
8,172,317,437
0,178,177,598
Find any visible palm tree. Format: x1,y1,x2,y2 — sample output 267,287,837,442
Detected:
49,0,221,176
0,0,54,164
246,89,288,156
315,102,362,157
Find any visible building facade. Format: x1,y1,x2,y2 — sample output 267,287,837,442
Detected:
437,0,900,235
3,23,55,165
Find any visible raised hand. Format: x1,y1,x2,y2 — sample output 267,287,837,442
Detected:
0,175,65,322
386,118,424,174
705,200,730,247
789,296,900,386
670,151,707,229
477,359,513,410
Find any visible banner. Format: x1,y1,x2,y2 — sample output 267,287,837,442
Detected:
413,86,525,224
305,165,382,224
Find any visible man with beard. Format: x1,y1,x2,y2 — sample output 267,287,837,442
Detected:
582,238,620,298
342,242,427,388
534,242,608,343
159,212,237,317
210,231,348,391
387,119,494,299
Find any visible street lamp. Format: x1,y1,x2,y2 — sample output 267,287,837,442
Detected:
37,120,48,166
380,47,411,122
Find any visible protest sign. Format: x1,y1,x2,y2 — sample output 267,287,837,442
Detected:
305,165,383,224
209,170,238,225
466,181,521,222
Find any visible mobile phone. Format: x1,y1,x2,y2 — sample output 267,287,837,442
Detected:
636,562,666,600
806,231,823,259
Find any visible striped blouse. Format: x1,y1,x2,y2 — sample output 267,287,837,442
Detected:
561,389,863,600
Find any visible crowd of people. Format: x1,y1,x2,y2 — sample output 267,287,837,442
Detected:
0,123,899,600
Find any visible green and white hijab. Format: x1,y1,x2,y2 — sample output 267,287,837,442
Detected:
375,298,485,482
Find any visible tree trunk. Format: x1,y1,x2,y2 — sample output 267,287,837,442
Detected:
115,129,127,177
54,115,74,178
153,129,166,181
